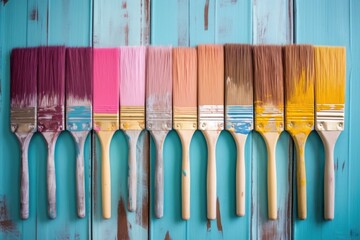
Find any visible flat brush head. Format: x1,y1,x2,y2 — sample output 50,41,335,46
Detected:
173,47,197,130
10,47,38,133
93,48,120,131
37,46,66,132
119,46,146,130
253,45,284,133
146,47,172,131
197,44,224,131
224,44,253,134
65,47,93,132
315,46,346,131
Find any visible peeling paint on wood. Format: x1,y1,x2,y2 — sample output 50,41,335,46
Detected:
117,198,129,240
204,0,209,30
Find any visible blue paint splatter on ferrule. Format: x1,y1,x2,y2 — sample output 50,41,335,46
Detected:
66,106,92,131
226,105,253,134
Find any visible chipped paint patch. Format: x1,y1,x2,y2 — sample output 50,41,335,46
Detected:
182,170,187,176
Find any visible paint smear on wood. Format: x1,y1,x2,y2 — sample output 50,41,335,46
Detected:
1,0,8,6
117,198,129,240
204,0,209,30
164,231,171,240
216,198,223,232
206,220,211,231
0,196,19,236
30,8,39,21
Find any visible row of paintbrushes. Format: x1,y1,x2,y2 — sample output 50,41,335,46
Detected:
10,45,345,222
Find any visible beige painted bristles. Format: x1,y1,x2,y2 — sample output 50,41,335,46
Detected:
314,46,346,220
224,44,253,217
284,45,315,220
253,45,284,220
197,45,224,220
173,47,197,220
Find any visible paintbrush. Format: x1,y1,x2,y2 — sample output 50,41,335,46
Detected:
198,45,224,220
65,47,92,218
146,47,172,218
119,46,146,212
253,45,284,220
284,45,314,220
37,46,66,219
10,48,38,220
93,48,120,219
224,44,253,217
172,47,197,220
314,46,346,220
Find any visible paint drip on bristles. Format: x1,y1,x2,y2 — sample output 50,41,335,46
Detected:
225,44,253,106
198,45,224,105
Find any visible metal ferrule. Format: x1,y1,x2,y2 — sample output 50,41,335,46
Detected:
255,105,284,132
285,104,314,130
37,106,64,132
11,107,37,133
226,105,253,134
173,107,197,130
316,104,344,131
66,106,92,132
198,105,224,131
120,106,145,130
94,113,119,131
146,107,172,131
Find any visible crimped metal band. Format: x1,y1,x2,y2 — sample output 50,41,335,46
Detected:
11,107,37,133
146,107,172,131
316,104,344,131
225,105,253,134
173,107,197,130
37,106,65,132
255,105,284,132
285,104,314,125
120,106,145,130
198,105,224,131
66,106,92,131
94,113,119,131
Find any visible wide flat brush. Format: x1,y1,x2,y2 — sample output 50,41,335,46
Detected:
197,45,224,220
314,46,346,220
65,47,92,218
146,47,172,218
224,44,253,217
93,48,120,219
10,48,38,219
172,47,197,220
284,45,315,219
119,46,146,212
37,46,66,219
253,45,284,220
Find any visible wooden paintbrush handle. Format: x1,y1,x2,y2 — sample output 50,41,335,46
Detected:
71,131,89,218
125,130,141,212
178,130,195,220
318,130,341,220
203,130,221,220
16,132,34,219
43,132,61,219
151,130,168,218
262,132,280,220
232,133,248,217
97,131,115,219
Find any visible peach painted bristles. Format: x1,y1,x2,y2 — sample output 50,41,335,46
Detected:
146,46,172,218
10,47,38,219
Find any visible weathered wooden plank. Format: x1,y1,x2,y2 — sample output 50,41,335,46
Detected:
251,0,293,239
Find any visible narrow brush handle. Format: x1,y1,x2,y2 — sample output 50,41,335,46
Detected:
262,132,280,220
232,133,248,217
125,130,141,212
151,130,168,218
71,131,89,218
16,132,34,219
318,130,341,220
178,130,194,220
43,132,61,219
203,130,221,220
97,131,114,219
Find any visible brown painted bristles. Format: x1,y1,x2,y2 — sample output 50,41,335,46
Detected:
225,44,253,106
198,45,224,106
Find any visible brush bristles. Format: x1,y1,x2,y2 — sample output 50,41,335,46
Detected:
253,45,284,132
146,47,172,131
284,45,314,130
198,45,224,105
225,44,253,106
173,47,197,130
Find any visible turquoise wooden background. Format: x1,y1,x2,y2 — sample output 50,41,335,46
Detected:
0,0,359,239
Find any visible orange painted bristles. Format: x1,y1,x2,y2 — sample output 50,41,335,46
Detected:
284,44,315,220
